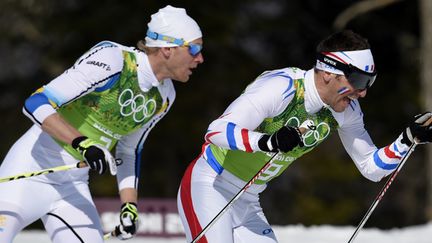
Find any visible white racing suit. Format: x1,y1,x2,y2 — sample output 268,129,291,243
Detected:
177,68,410,243
0,41,175,242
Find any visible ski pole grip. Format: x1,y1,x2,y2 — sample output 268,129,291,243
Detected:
413,116,432,144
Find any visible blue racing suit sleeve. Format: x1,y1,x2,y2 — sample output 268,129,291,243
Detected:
23,87,57,126
22,41,124,127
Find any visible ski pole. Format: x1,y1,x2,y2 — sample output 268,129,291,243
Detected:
104,231,114,240
104,226,121,240
191,120,313,243
347,116,432,243
0,161,87,183
347,142,417,243
191,150,280,243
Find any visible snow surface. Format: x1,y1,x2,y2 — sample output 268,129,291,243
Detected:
14,223,432,243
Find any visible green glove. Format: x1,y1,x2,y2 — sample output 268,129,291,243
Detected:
115,202,139,240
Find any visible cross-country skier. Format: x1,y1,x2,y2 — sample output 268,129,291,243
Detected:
0,5,203,242
177,30,432,243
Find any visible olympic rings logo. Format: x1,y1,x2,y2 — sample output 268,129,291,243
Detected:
286,117,331,147
118,89,156,122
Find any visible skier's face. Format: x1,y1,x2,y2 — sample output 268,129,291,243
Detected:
329,74,367,112
167,38,204,82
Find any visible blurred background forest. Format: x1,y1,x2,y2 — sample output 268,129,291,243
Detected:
1,0,432,230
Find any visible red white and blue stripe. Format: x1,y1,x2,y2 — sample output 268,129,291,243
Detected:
225,122,253,152
373,142,406,170
316,50,375,75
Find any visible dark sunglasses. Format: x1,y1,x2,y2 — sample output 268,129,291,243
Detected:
316,52,377,90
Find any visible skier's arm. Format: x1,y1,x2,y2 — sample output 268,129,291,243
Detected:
205,75,296,152
111,99,173,238
23,42,123,144
41,113,82,144
119,188,137,204
339,103,432,182
22,42,123,175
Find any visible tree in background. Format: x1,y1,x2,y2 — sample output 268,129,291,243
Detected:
420,0,432,221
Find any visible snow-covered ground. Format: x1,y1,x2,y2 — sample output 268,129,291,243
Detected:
14,223,432,243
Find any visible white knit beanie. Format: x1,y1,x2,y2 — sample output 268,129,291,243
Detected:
145,5,202,47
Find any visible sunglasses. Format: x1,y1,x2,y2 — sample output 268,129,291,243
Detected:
316,52,377,90
146,30,203,57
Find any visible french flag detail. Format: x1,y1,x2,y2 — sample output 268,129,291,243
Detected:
241,128,253,152
337,87,350,95
227,122,238,150
384,145,401,159
322,52,348,64
204,145,224,174
205,131,221,143
323,51,375,73
365,64,375,72
373,144,403,170
226,122,253,152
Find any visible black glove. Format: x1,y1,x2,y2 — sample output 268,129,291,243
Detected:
115,202,139,240
401,112,432,146
72,136,116,175
258,126,303,153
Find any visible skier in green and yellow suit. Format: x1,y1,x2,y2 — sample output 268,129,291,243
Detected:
0,5,204,243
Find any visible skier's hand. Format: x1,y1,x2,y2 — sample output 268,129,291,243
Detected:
115,202,139,240
402,112,432,145
258,126,303,153
72,136,117,175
